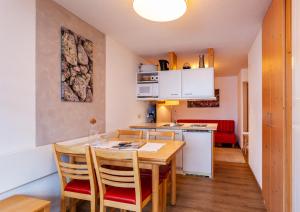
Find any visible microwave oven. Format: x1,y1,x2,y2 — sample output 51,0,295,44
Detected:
137,83,159,98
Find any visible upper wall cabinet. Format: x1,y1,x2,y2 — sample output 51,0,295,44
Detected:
137,68,215,100
181,68,215,99
159,71,182,99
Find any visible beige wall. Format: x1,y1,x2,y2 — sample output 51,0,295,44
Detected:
172,76,238,136
36,0,105,146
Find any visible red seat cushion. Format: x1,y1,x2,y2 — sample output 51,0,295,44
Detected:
104,176,152,204
214,132,236,144
159,165,171,179
217,120,235,133
140,165,171,179
64,179,91,194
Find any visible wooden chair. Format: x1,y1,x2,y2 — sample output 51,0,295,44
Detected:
53,144,97,212
146,131,175,141
90,148,152,212
116,130,143,139
145,130,175,212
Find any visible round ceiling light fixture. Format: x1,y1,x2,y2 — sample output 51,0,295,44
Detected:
133,0,187,22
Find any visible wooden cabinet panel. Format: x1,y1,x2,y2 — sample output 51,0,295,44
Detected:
262,0,291,211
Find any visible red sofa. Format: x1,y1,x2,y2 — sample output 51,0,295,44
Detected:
177,119,236,146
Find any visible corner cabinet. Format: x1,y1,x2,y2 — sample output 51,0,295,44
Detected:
181,68,215,99
158,71,182,99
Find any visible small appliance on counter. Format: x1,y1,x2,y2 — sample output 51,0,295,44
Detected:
183,63,191,69
146,103,156,123
137,66,159,99
139,64,158,73
136,83,159,98
159,60,169,71
199,54,205,68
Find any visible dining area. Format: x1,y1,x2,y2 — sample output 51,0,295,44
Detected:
53,129,185,212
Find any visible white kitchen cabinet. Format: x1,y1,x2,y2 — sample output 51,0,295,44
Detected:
158,71,181,99
181,68,215,99
183,131,212,177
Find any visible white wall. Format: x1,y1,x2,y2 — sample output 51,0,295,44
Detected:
0,2,148,211
0,0,36,155
248,29,262,188
237,69,248,148
0,1,59,209
105,36,148,132
292,0,300,210
172,76,239,136
0,173,60,211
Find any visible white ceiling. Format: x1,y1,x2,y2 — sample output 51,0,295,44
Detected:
54,0,271,76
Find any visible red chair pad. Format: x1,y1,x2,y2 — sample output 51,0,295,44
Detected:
159,165,171,179
214,132,236,144
64,179,91,194
140,165,171,179
104,176,152,204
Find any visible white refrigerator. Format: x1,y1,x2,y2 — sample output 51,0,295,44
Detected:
182,130,213,177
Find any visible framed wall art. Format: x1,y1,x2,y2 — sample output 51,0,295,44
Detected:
61,27,93,102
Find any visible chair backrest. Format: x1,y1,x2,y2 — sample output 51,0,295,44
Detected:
146,131,175,141
52,144,96,195
91,148,141,207
116,130,143,139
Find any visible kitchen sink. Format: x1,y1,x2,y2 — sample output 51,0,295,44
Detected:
161,123,184,127
190,124,207,128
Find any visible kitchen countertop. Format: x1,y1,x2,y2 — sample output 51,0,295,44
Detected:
130,122,218,131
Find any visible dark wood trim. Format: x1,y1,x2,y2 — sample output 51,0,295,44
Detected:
284,0,292,211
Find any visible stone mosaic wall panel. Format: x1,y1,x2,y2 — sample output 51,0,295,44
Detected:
61,27,93,102
187,89,220,108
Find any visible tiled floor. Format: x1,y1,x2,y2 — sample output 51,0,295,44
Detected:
78,162,266,212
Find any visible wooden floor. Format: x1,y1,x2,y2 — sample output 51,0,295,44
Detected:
214,147,246,163
78,162,266,212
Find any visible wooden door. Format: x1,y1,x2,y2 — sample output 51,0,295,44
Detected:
243,82,249,132
262,0,291,211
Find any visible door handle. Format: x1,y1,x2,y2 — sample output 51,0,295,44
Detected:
184,93,193,96
171,93,178,96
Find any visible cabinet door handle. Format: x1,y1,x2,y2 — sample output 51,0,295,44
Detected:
184,93,193,96
171,93,178,96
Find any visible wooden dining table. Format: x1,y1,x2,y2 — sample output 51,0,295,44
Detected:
62,138,185,212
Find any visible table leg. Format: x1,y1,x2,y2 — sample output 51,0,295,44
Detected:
171,158,176,205
43,204,50,212
152,164,159,212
